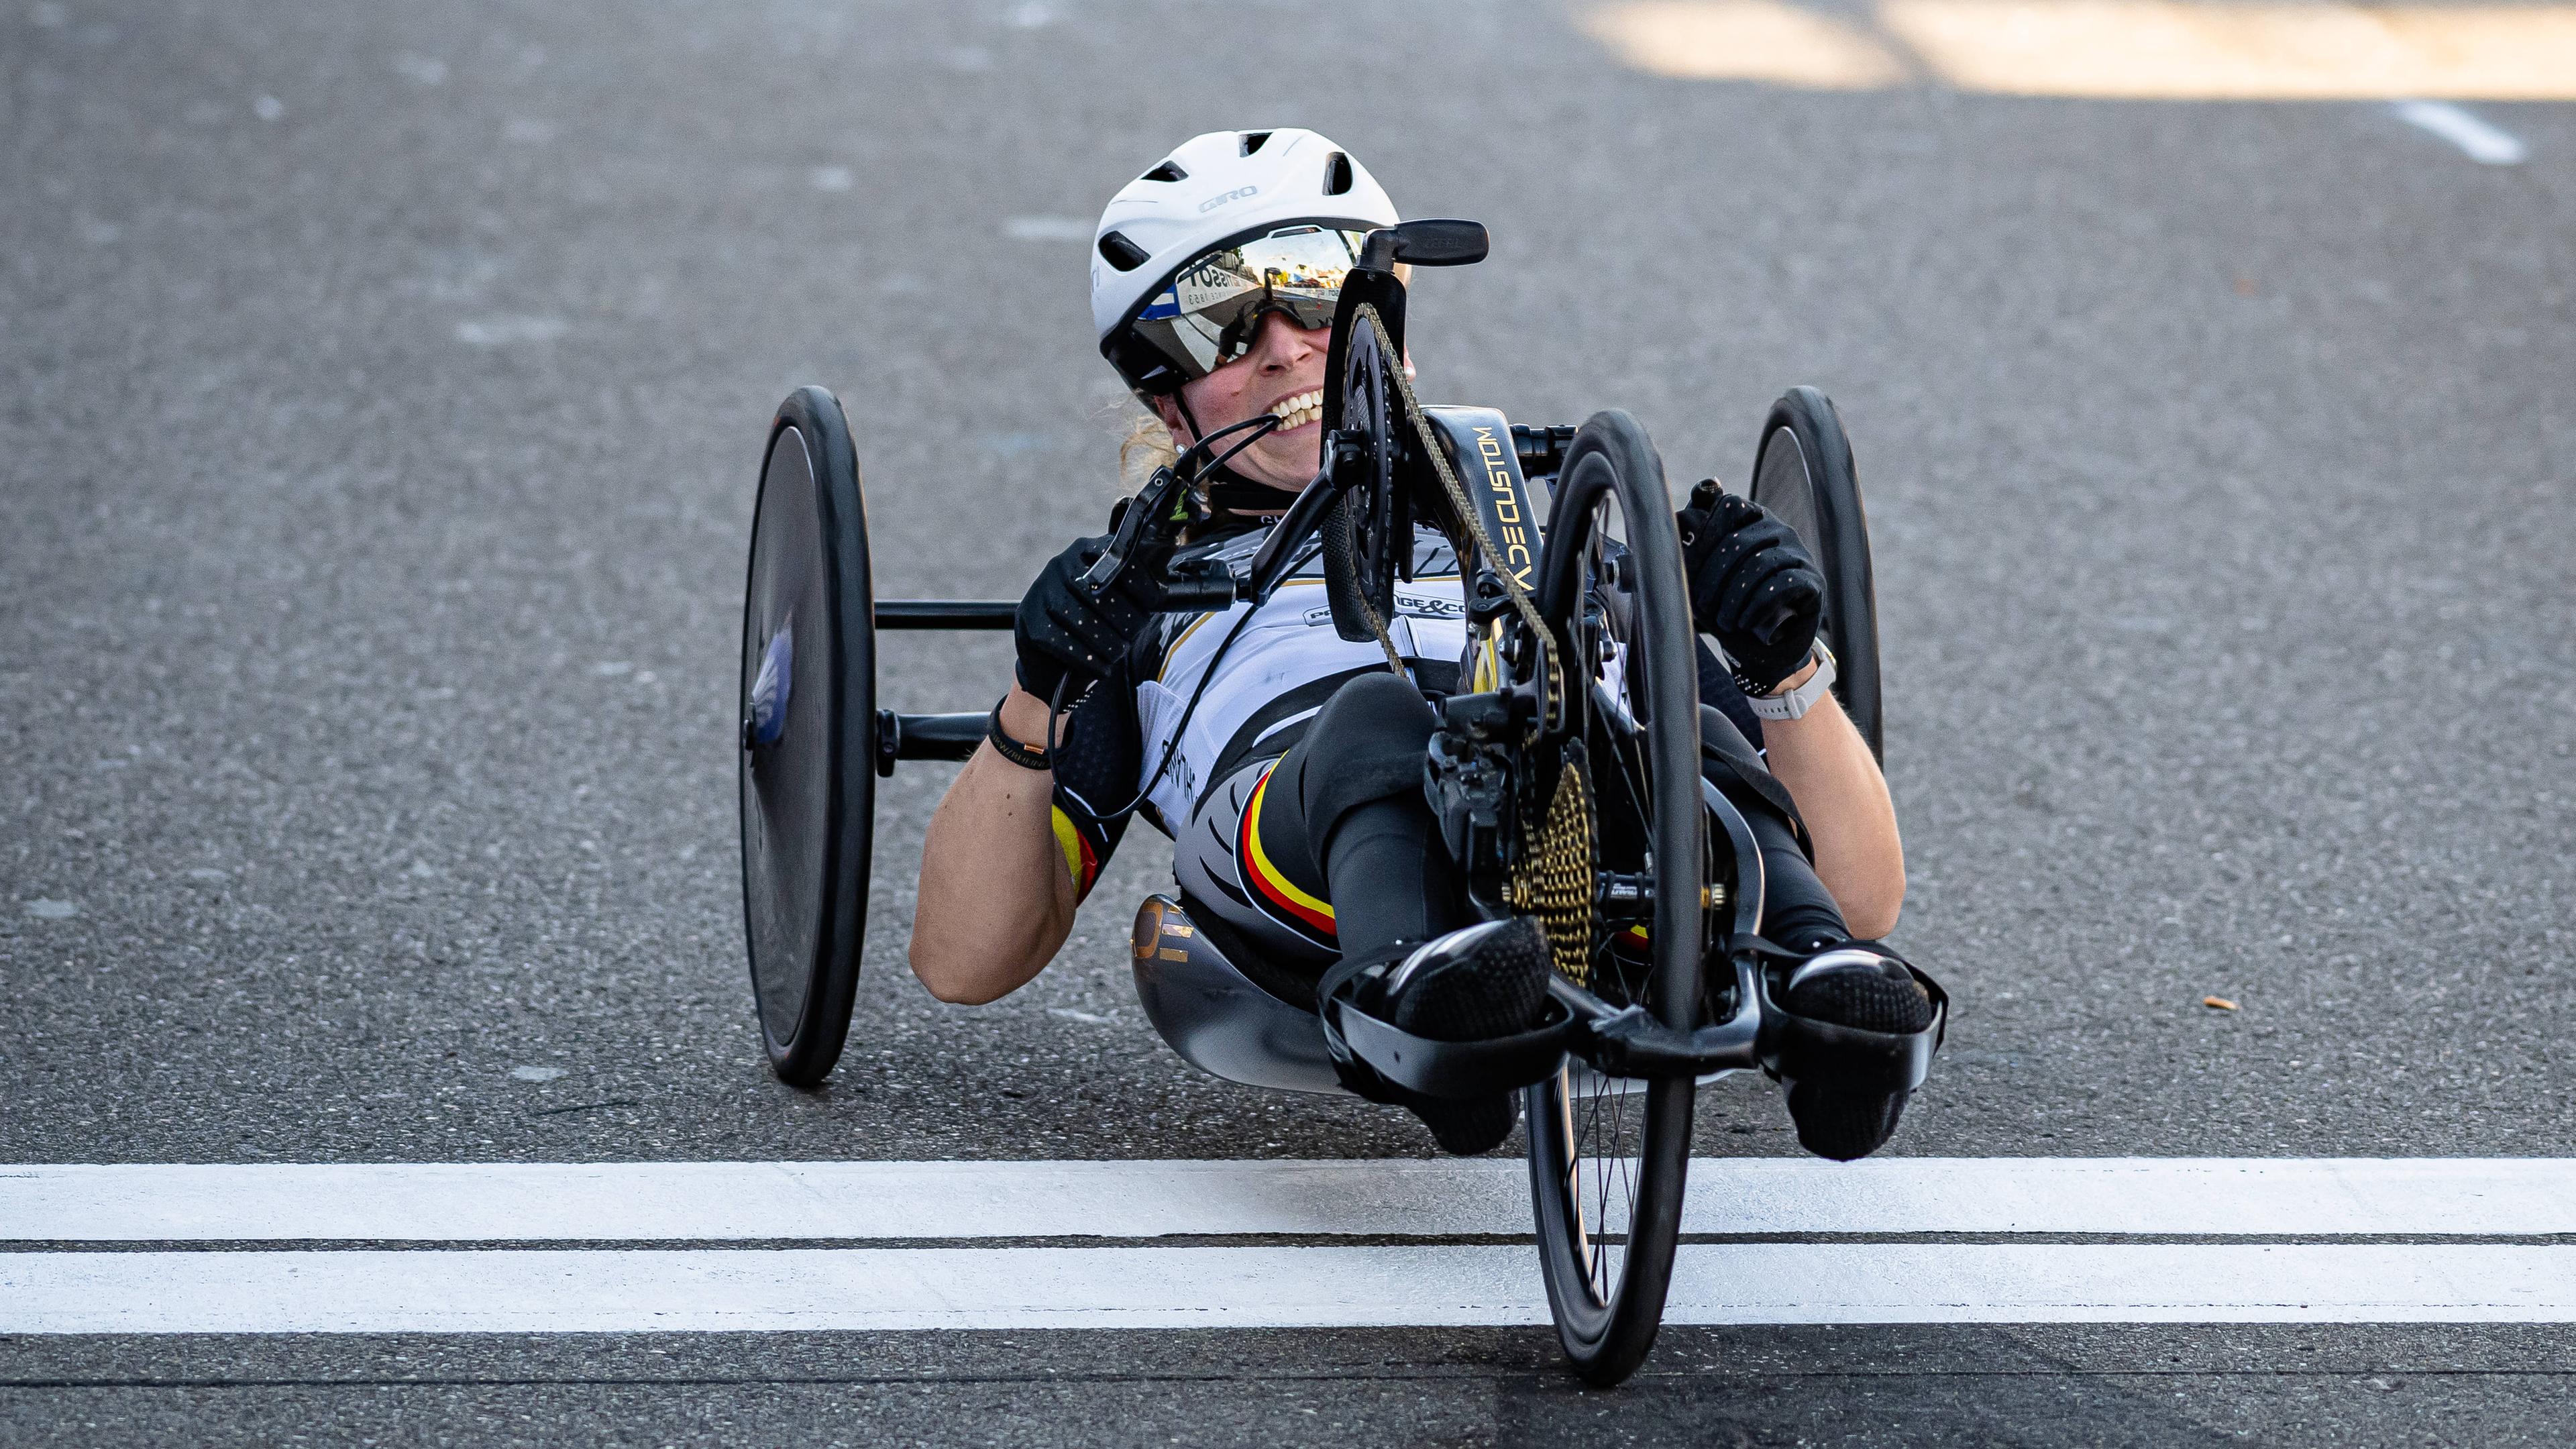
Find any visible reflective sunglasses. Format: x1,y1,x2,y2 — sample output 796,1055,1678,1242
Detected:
1124,226,1370,384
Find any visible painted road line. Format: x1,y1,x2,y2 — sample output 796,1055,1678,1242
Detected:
6,1159,2575,1243
3,1244,2575,1333
2392,101,2530,164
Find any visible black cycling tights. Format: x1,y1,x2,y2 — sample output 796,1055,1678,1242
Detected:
1267,674,1847,975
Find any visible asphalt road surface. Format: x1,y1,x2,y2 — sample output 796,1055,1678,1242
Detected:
5,0,2573,1443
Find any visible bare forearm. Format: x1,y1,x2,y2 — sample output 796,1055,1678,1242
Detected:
910,687,1077,1004
1758,668,1905,938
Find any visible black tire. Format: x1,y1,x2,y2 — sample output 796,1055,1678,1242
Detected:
1524,410,1704,1387
1749,386,1882,760
738,386,874,1087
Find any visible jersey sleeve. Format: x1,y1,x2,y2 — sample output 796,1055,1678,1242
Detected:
1044,663,1144,904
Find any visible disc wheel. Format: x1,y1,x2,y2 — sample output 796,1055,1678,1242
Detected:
1523,410,1706,1386
1749,386,1882,759
738,386,874,1086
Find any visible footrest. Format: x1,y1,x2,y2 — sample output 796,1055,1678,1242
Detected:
1326,998,1578,1100
1756,961,1947,1093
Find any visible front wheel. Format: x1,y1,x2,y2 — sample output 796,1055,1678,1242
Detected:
738,387,875,1086
1522,410,1705,1386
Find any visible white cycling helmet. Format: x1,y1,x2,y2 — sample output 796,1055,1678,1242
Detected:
1091,127,1398,395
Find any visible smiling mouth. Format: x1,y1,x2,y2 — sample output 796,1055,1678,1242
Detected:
1267,389,1323,432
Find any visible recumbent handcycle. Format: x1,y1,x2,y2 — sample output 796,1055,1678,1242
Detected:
737,219,1944,1385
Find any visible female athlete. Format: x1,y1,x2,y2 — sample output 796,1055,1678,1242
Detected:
909,128,1932,1159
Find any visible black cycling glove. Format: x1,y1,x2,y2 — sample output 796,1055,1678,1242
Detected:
1674,480,1824,697
1014,534,1157,706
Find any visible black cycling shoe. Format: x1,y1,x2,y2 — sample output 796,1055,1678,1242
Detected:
1381,918,1553,1155
1778,943,1935,1163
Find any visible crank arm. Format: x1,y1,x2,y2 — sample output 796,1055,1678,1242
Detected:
1240,457,1353,605
1552,963,1763,1079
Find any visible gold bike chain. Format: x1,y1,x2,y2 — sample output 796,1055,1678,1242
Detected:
1356,306,1566,737
1350,305,1595,978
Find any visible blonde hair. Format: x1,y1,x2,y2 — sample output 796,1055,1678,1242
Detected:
1119,410,1179,494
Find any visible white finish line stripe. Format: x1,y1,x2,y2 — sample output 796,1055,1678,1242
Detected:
6,1159,2574,1242
5,1245,2575,1333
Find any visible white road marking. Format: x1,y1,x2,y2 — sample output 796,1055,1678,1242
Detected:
3,1244,2573,1333
2391,101,2530,164
7,1158,2573,1243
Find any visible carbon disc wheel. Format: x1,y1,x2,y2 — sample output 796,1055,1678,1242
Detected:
738,386,873,1087
1749,386,1882,760
1524,410,1705,1387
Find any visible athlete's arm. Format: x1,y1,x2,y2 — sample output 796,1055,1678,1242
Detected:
912,533,1152,1003
1676,484,1904,937
910,686,1076,1004
1752,657,1905,938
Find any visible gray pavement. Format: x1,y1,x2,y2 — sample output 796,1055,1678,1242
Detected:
4,0,2573,1442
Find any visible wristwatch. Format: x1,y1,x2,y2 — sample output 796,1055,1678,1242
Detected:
1748,641,1837,721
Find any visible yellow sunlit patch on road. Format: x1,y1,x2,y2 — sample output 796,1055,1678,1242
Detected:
1581,1,2576,99
1884,1,2576,99
1579,0,1911,88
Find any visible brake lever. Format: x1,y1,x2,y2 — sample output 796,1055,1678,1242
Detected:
1078,464,1242,614
1081,465,1188,596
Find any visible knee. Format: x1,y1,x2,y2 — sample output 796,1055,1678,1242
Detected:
1294,672,1439,845
1307,672,1436,753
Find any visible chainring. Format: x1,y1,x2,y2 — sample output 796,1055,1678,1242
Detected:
1321,313,1399,644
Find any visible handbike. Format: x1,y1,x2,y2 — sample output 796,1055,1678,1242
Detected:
735,220,1942,1386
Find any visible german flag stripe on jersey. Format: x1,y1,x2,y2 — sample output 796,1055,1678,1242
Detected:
1236,762,1335,941
1051,805,1101,903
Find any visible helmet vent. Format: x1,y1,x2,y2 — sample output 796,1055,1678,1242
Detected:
1323,152,1353,196
1239,130,1272,156
1141,160,1187,182
1096,230,1151,272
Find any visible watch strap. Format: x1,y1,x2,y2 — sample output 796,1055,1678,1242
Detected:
1748,642,1837,720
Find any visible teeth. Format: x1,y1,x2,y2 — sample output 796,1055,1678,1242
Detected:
1271,390,1322,430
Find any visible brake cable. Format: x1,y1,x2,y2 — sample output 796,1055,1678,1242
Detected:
1176,413,1281,490
1049,541,1313,832
1046,409,1295,831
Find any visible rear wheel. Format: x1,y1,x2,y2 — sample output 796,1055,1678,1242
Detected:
1749,386,1882,759
738,386,874,1086
1523,410,1705,1386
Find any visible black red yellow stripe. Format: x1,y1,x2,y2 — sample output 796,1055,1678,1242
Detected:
1236,762,1335,941
1051,805,1101,902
